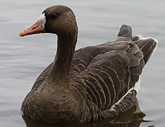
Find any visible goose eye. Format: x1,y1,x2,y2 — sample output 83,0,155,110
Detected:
51,13,57,19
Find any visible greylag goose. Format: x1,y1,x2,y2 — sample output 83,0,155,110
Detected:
20,5,157,122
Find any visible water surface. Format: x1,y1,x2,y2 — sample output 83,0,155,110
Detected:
0,0,164,127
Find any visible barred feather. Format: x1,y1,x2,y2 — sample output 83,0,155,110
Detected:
30,25,157,121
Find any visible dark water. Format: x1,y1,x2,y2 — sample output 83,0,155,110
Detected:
0,0,164,127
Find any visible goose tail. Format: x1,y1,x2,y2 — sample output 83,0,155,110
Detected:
117,25,132,39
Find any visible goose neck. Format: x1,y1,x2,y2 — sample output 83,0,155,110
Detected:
47,33,77,86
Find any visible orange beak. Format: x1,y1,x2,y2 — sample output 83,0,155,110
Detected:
20,15,45,37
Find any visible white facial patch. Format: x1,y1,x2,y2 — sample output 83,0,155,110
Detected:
38,13,46,28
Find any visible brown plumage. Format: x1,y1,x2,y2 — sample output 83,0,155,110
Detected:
20,5,157,122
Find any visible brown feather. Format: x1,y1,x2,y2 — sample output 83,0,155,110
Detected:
21,6,157,122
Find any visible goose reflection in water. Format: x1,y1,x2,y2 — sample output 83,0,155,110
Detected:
22,101,146,127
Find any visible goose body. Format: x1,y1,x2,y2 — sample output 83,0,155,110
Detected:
20,5,157,122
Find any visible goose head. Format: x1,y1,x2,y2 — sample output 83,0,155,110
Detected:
20,5,78,37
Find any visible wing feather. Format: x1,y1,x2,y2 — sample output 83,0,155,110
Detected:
31,34,157,121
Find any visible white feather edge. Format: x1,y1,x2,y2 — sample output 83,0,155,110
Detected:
135,35,158,64
135,35,158,42
135,35,158,50
109,78,141,111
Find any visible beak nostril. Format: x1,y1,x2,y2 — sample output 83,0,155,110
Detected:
31,26,38,30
